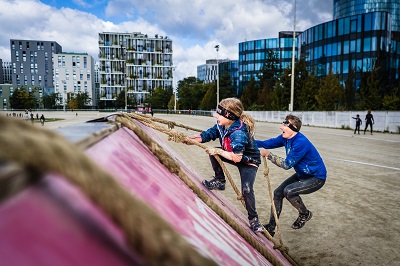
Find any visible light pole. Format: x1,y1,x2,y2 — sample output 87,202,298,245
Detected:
289,0,296,112
172,67,177,111
215,44,220,109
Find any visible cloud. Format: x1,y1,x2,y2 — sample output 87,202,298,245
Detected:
0,0,331,87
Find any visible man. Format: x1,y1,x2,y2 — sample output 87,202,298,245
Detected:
256,114,327,236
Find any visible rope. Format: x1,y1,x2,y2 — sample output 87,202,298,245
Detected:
263,157,288,252
119,113,298,266
126,113,245,206
0,116,217,266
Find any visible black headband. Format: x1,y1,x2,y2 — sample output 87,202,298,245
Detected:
283,120,299,132
217,105,239,120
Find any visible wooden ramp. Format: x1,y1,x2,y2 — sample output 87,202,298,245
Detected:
0,115,293,266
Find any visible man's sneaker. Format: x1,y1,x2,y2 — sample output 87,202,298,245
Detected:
250,217,263,233
263,223,275,237
291,210,313,229
202,177,225,190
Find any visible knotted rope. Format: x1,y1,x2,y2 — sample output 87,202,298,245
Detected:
0,116,217,266
120,113,296,265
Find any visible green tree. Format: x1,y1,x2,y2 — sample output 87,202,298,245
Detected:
382,87,400,110
200,83,216,110
257,50,281,110
358,67,382,110
298,72,319,111
316,65,343,110
271,68,292,110
42,93,60,109
75,92,91,109
241,77,259,110
343,67,356,110
176,76,205,110
146,86,173,109
219,71,237,99
9,88,37,109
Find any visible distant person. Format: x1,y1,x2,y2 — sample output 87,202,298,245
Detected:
40,114,45,126
30,113,34,125
364,110,374,135
255,114,327,237
352,114,362,135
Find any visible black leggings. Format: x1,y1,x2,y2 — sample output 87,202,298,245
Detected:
268,173,325,227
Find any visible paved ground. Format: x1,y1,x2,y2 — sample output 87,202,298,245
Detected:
3,111,400,266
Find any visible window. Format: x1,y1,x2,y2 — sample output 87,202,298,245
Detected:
363,37,371,52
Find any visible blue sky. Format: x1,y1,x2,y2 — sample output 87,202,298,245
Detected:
0,0,332,85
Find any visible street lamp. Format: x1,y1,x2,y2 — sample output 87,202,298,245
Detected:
289,0,296,112
172,67,177,111
215,44,220,109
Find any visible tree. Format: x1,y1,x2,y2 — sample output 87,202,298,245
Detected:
200,83,216,110
382,88,400,110
146,86,173,109
316,65,343,110
241,77,259,110
298,72,319,111
42,93,60,109
176,76,205,110
219,71,237,99
343,67,356,110
255,50,281,110
271,68,292,110
358,66,382,110
9,88,37,109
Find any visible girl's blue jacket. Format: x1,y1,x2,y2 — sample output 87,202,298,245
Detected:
200,119,261,166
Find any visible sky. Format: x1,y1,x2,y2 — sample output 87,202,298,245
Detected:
0,0,333,86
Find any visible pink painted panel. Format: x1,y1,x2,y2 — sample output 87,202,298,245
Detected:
85,125,291,266
0,175,143,266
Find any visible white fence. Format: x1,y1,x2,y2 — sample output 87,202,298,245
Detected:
246,111,400,133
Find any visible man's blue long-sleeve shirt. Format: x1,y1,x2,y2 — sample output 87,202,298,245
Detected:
256,133,327,180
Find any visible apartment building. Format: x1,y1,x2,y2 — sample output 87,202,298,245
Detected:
98,32,174,108
53,52,96,108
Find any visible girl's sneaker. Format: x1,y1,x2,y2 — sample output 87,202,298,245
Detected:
202,177,226,190
250,217,263,233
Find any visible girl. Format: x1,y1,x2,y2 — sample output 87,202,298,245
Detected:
189,98,263,233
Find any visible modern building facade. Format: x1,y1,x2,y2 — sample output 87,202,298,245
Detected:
98,32,173,108
238,32,301,94
10,39,62,102
197,58,230,83
333,0,400,32
2,61,13,84
238,0,400,96
53,52,96,108
219,60,239,95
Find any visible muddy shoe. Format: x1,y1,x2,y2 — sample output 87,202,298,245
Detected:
263,223,275,237
202,177,225,190
250,217,263,233
292,210,313,229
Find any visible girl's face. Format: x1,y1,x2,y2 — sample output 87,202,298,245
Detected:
216,113,233,127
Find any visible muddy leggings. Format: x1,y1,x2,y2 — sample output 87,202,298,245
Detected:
267,173,325,228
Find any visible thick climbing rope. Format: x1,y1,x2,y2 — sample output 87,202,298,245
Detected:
0,116,217,266
119,113,297,266
263,157,286,251
126,113,246,207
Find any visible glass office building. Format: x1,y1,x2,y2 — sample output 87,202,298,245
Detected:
333,0,400,32
219,60,239,95
238,0,400,95
301,10,399,88
238,32,301,94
